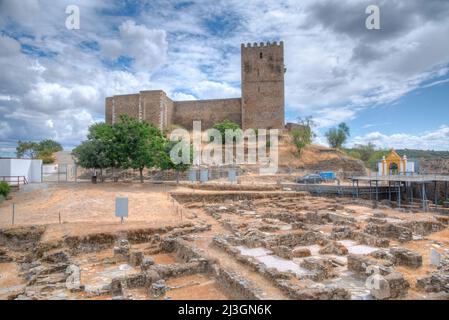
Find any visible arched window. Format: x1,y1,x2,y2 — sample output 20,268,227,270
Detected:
259,52,263,59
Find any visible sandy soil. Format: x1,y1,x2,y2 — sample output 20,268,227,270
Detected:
0,263,26,299
0,182,191,231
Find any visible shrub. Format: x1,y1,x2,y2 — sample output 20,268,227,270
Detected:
325,122,350,149
0,181,11,198
291,127,313,156
212,119,242,143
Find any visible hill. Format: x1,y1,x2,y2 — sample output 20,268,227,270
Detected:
278,134,366,174
396,149,449,160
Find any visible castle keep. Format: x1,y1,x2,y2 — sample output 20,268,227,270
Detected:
105,41,285,130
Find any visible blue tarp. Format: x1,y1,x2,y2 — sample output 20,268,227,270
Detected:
320,172,336,180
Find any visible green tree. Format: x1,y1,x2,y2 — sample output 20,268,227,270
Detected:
72,139,112,177
72,123,117,179
16,141,40,158
159,140,192,184
325,122,350,149
38,149,56,164
113,115,166,183
16,139,62,163
355,142,376,163
368,150,390,171
89,123,120,175
347,149,362,160
212,119,241,143
38,139,63,154
290,116,315,155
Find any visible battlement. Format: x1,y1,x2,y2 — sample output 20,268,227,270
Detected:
241,41,283,48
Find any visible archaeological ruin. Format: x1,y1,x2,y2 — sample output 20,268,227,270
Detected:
0,181,448,300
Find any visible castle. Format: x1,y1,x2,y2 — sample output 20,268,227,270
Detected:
105,41,285,130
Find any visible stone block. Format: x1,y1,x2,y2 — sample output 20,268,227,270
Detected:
390,247,422,268
292,247,311,258
384,272,410,298
319,241,348,256
150,279,166,297
130,251,144,267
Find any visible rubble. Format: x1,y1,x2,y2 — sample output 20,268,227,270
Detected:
65,264,81,291
390,247,423,268
1,186,447,301
319,241,348,256
113,239,131,261
364,222,413,242
300,258,336,281
150,280,166,297
384,272,410,298
292,247,311,258
130,252,144,267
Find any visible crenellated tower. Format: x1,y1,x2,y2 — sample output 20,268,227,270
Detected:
241,41,285,130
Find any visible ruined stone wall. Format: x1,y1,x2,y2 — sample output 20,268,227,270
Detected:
172,98,242,130
241,42,285,130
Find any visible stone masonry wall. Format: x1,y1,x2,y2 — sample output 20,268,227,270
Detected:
241,41,285,130
104,41,285,130
161,92,174,129
105,97,113,124
113,94,140,123
141,90,162,129
172,98,242,130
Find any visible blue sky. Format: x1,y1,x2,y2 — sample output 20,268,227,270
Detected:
1,0,449,157
350,81,449,135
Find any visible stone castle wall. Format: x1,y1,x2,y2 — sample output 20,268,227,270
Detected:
105,41,285,130
173,98,242,130
140,90,163,128
241,41,285,129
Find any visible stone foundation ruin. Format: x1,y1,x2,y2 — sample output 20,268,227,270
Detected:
1,190,448,300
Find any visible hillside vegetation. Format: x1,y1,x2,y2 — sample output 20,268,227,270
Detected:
278,134,366,174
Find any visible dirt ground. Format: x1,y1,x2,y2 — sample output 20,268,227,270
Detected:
0,181,448,300
0,182,194,239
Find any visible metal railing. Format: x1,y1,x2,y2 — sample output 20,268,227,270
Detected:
0,176,29,189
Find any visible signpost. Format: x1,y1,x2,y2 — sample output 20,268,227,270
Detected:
188,169,197,183
115,197,128,224
228,168,237,184
200,169,208,183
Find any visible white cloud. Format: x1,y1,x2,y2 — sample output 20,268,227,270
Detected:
191,81,240,99
171,92,197,101
1,0,449,155
351,125,449,150
0,121,12,139
99,20,168,71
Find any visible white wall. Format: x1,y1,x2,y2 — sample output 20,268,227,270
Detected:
0,159,12,177
406,162,415,173
29,160,43,182
0,158,42,183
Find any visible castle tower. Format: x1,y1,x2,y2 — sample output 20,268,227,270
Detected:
241,41,285,130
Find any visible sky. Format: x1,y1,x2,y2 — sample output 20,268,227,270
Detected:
1,0,449,157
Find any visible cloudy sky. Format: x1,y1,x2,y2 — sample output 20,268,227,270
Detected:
1,0,449,156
